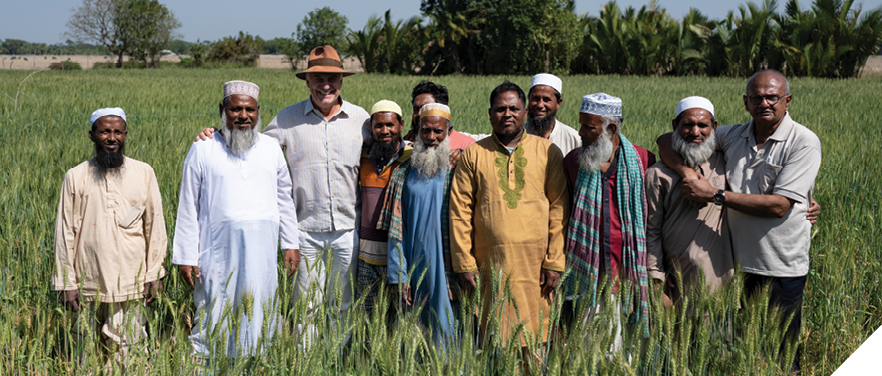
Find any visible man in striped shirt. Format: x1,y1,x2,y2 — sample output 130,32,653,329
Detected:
263,45,370,344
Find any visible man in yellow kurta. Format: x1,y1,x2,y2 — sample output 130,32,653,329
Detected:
449,81,569,347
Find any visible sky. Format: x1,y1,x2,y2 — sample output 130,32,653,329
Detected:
3,0,882,45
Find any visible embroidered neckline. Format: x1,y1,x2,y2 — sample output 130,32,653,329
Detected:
495,146,527,209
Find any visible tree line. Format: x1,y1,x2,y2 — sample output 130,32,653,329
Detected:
56,0,882,76
294,0,882,78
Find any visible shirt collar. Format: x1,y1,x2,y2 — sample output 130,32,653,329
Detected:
304,95,350,118
741,112,794,142
491,127,527,155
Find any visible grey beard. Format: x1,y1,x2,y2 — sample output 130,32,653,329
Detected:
579,128,614,172
411,136,451,179
528,114,556,136
220,113,261,156
672,130,716,168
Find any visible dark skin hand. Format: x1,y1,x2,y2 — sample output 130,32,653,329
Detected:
283,249,301,277
398,283,412,306
142,280,163,303
539,269,560,300
458,271,478,293
61,290,80,312
179,265,200,287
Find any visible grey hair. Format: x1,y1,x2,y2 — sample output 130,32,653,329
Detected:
600,115,623,132
419,117,452,130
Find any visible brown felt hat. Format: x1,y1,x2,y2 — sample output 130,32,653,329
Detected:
295,45,354,80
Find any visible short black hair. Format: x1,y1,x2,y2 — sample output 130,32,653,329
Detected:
411,80,449,106
90,115,126,132
490,80,526,108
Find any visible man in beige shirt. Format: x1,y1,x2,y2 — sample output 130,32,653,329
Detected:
52,107,167,363
646,97,734,306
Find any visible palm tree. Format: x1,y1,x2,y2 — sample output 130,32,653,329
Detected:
348,15,383,73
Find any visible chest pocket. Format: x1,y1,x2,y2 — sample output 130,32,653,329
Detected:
116,204,144,229
758,162,783,195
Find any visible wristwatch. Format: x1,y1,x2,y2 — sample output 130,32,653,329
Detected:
712,189,726,206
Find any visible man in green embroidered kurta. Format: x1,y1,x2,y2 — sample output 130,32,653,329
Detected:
449,81,570,347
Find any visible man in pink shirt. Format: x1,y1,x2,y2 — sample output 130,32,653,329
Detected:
404,81,475,150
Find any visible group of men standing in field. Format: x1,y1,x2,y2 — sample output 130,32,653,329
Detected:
51,44,821,370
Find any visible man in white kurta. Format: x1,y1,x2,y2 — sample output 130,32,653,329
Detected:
173,81,299,358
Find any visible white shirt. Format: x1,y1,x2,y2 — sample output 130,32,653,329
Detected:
526,119,581,156
172,133,298,356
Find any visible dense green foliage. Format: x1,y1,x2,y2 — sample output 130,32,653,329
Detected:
0,70,879,374
294,7,351,57
0,39,109,56
340,0,882,77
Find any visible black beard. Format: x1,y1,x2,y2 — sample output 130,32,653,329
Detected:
94,142,126,169
369,139,399,166
529,113,556,136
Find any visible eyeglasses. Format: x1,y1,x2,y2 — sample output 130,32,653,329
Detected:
746,94,787,106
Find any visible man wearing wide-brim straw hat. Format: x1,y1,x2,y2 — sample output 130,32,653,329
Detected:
264,45,370,346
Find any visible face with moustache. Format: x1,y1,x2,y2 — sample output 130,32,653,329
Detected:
90,115,127,169
368,112,403,166
577,112,616,172
743,71,791,128
411,116,451,179
218,94,260,156
489,90,526,138
527,85,561,137
671,108,717,168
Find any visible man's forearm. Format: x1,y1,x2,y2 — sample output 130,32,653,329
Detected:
656,132,697,179
725,191,793,218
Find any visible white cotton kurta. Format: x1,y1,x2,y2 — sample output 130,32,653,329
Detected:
172,133,298,357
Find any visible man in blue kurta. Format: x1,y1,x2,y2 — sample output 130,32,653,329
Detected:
379,103,457,348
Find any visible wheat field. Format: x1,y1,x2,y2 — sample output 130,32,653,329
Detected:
0,69,879,375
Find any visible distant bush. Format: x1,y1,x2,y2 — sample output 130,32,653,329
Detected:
49,61,82,70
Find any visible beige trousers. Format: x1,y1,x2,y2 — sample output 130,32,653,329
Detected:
72,300,148,367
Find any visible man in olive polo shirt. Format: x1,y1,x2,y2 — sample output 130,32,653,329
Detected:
657,70,821,370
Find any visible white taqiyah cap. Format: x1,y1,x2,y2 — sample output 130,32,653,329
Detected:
580,93,622,116
530,73,562,95
370,99,403,117
90,107,126,126
223,80,259,101
676,96,715,117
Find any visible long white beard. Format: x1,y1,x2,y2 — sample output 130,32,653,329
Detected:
411,136,451,179
220,113,261,156
672,129,716,168
579,128,615,172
